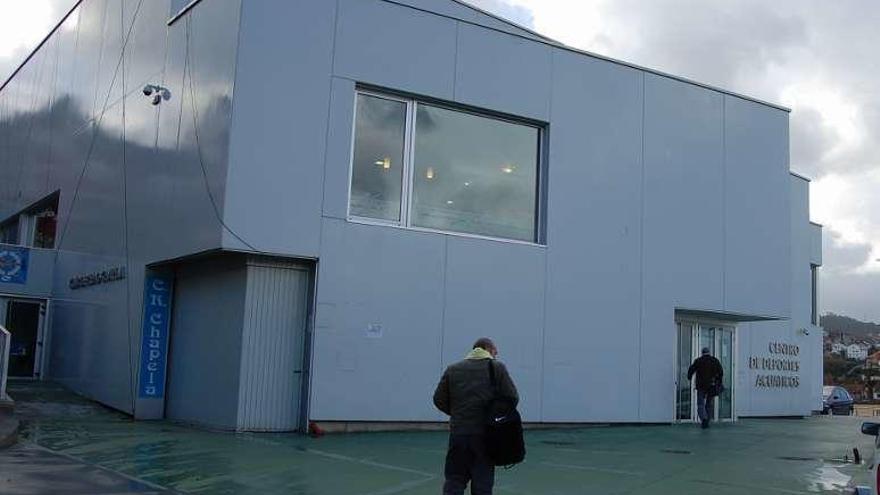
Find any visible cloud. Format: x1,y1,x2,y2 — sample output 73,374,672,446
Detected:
463,0,535,29
823,228,872,275
0,0,77,84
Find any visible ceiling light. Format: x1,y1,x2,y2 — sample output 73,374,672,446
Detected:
464,181,471,187
501,165,515,174
446,200,454,205
426,167,435,180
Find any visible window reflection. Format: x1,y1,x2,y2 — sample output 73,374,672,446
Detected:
349,94,406,222
412,104,539,242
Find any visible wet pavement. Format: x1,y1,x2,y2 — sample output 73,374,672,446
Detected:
0,443,171,494
2,381,877,494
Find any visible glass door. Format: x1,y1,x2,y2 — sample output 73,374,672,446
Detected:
676,320,736,423
676,322,694,421
717,328,735,421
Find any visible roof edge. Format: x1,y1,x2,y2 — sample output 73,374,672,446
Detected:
0,0,84,94
790,171,812,182
382,0,791,113
450,0,555,42
2,0,792,114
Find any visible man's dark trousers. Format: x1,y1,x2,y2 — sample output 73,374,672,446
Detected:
444,434,494,495
697,389,714,427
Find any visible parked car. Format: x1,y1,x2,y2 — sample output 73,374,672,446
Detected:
851,422,880,494
824,386,855,415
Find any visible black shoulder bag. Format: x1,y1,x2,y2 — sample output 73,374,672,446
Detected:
485,360,525,466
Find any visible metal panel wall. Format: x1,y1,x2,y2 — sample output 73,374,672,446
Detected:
165,256,247,429
237,257,311,431
724,96,791,317
0,0,243,413
542,49,643,422
222,0,335,255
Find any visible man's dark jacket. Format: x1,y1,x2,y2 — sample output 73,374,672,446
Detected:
433,357,519,435
687,355,723,392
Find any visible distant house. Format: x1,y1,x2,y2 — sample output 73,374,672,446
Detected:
847,343,869,360
832,342,848,355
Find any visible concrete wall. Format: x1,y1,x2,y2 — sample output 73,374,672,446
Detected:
0,0,242,413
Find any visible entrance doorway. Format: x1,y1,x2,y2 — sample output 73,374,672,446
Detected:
676,320,735,423
0,298,46,378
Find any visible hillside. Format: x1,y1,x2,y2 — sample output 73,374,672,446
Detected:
821,313,880,337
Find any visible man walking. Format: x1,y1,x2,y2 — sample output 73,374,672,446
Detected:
433,338,519,495
687,347,724,429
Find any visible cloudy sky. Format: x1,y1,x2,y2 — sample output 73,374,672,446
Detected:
1,0,878,322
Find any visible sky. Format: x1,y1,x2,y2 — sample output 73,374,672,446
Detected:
1,0,878,322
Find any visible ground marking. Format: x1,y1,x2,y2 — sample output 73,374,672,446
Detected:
306,448,436,477
540,461,646,476
691,478,812,495
25,443,180,493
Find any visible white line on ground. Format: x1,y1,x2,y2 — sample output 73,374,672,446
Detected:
25,443,179,493
691,479,812,495
359,476,436,495
540,460,646,476
306,448,436,477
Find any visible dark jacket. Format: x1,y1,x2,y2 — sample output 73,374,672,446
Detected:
687,355,723,392
433,357,519,435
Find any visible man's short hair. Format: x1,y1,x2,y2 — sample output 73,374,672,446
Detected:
701,347,710,355
473,337,495,352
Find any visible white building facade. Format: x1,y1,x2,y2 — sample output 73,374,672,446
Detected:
0,0,822,431
847,344,869,360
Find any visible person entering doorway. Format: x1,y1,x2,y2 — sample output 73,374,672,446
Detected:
687,347,723,429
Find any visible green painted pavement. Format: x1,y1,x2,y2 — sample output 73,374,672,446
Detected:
7,382,877,494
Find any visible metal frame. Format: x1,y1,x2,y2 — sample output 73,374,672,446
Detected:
346,88,547,246
674,317,738,424
0,324,9,400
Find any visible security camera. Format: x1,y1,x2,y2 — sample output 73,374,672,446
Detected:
143,85,171,105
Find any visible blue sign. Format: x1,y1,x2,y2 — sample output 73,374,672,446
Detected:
0,246,29,284
138,275,172,398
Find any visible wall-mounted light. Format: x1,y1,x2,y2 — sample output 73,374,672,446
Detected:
374,158,391,170
426,167,435,180
501,165,515,174
143,84,171,105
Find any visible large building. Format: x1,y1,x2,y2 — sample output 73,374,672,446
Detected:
0,0,823,431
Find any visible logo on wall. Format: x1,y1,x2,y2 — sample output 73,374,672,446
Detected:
0,247,29,284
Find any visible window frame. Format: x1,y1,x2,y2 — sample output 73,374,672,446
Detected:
346,88,547,246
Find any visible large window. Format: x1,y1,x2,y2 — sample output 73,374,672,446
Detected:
349,91,543,243
811,265,819,325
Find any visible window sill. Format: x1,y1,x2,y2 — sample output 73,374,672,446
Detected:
345,217,547,248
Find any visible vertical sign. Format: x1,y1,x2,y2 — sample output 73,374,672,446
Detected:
138,275,172,398
0,246,29,284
